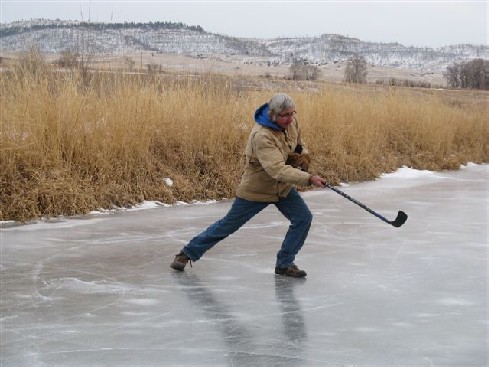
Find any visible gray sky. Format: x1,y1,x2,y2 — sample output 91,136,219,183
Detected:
1,0,487,48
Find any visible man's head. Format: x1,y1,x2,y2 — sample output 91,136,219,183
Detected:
268,93,296,129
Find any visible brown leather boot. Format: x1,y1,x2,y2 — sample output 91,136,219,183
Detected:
170,251,191,271
275,264,307,278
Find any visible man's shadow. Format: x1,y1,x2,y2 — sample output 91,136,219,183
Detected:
274,276,308,346
173,272,308,365
173,272,254,363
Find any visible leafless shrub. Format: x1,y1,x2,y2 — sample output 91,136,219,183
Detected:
57,50,81,69
344,55,367,84
289,59,322,81
124,56,136,71
376,78,434,89
147,63,162,74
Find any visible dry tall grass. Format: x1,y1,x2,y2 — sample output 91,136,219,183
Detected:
1,54,487,221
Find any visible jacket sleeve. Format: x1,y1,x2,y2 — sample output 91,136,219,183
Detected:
253,131,311,186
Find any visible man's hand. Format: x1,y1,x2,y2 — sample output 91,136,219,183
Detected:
286,153,311,172
309,175,327,188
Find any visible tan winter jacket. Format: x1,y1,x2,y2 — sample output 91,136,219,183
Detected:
236,118,312,202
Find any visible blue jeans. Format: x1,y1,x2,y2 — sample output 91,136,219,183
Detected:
182,188,313,268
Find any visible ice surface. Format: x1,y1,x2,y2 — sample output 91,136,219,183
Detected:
1,165,487,366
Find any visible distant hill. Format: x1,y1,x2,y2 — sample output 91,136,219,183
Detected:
1,19,488,71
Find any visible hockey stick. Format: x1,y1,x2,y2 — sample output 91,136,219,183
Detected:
325,183,408,228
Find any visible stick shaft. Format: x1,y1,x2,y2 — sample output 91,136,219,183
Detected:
325,183,390,224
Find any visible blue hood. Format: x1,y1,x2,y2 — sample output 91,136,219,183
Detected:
254,103,282,131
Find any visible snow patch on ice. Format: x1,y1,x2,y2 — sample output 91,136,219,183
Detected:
460,162,478,169
380,166,438,179
125,201,169,211
380,163,483,180
90,199,218,215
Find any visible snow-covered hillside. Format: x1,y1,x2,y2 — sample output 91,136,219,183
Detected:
1,19,487,72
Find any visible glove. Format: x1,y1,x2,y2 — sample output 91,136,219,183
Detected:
286,153,311,172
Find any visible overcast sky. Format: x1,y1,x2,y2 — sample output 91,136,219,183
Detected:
1,0,487,48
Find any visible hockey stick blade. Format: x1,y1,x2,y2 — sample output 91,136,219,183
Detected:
390,211,408,227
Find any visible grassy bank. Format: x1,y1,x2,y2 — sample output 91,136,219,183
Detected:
1,58,487,221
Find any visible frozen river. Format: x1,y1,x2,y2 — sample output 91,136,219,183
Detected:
1,164,487,366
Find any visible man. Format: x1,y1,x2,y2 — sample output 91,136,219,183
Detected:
171,93,326,277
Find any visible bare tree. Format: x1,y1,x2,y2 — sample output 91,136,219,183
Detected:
344,55,367,84
289,58,322,81
445,63,461,88
445,58,488,90
123,56,136,71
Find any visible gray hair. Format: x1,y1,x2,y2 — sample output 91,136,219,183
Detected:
268,93,295,116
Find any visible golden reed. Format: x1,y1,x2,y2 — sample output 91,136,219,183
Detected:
1,55,487,221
